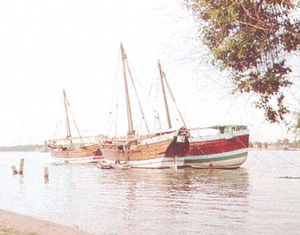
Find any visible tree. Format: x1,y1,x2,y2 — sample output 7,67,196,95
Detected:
282,138,289,145
254,141,262,148
276,139,282,146
297,113,300,129
186,0,300,122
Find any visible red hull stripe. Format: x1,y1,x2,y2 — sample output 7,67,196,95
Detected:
188,135,249,156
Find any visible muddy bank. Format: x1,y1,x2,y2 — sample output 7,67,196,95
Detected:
0,209,91,235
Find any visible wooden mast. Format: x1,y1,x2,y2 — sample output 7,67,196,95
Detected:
162,70,187,127
125,56,150,133
120,43,134,135
158,60,172,129
63,89,72,143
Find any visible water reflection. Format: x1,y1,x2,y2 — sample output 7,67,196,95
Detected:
0,152,250,234
100,167,250,234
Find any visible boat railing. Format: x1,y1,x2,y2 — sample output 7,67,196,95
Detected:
45,135,105,146
188,125,248,138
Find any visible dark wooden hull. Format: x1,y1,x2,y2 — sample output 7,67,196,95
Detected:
102,140,173,161
101,133,177,168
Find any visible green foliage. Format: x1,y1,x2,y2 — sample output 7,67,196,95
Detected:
297,113,300,129
186,0,300,122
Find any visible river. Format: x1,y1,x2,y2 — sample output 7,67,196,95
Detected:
0,150,300,234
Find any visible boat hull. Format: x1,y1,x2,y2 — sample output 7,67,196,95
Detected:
51,155,102,164
185,149,248,169
100,155,185,169
101,130,249,169
101,139,172,162
49,144,102,164
185,130,249,169
101,133,180,168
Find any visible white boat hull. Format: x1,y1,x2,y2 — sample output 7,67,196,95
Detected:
130,156,185,169
99,149,247,169
102,157,185,169
51,155,102,164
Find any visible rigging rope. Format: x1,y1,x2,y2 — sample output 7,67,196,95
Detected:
54,96,64,139
162,71,186,127
125,58,150,133
266,149,300,168
106,49,121,137
115,103,119,137
67,103,84,145
106,111,113,137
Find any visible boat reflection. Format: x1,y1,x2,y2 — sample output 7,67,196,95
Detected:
111,167,249,234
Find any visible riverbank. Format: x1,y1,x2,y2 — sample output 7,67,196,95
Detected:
0,209,90,235
0,145,44,152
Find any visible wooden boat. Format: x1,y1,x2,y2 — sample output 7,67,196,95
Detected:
100,44,189,169
101,44,249,169
152,60,250,169
46,90,102,164
101,130,190,169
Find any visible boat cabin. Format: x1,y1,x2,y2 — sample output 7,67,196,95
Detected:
213,125,248,134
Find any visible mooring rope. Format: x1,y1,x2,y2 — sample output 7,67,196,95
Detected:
267,150,300,168
235,136,300,179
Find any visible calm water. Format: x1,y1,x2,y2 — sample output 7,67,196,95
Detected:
0,150,300,234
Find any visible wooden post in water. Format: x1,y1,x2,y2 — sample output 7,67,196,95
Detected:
18,159,24,175
44,167,49,183
11,166,17,175
174,156,177,171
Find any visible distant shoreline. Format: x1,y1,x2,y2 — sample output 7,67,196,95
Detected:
249,147,300,151
1,145,300,152
0,209,90,235
0,145,45,152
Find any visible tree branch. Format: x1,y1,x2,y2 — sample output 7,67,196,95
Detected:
237,20,270,31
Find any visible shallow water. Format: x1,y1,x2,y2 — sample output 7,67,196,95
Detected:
0,150,300,234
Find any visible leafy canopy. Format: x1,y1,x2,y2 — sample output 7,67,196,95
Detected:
186,0,300,122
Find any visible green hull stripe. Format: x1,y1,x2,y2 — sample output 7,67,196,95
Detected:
184,152,247,163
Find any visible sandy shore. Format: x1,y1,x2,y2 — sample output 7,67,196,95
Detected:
0,209,91,235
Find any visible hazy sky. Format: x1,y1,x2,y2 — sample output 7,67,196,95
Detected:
0,0,299,145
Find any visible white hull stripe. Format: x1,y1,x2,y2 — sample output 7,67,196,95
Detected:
111,149,248,168
185,148,248,163
51,156,100,163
